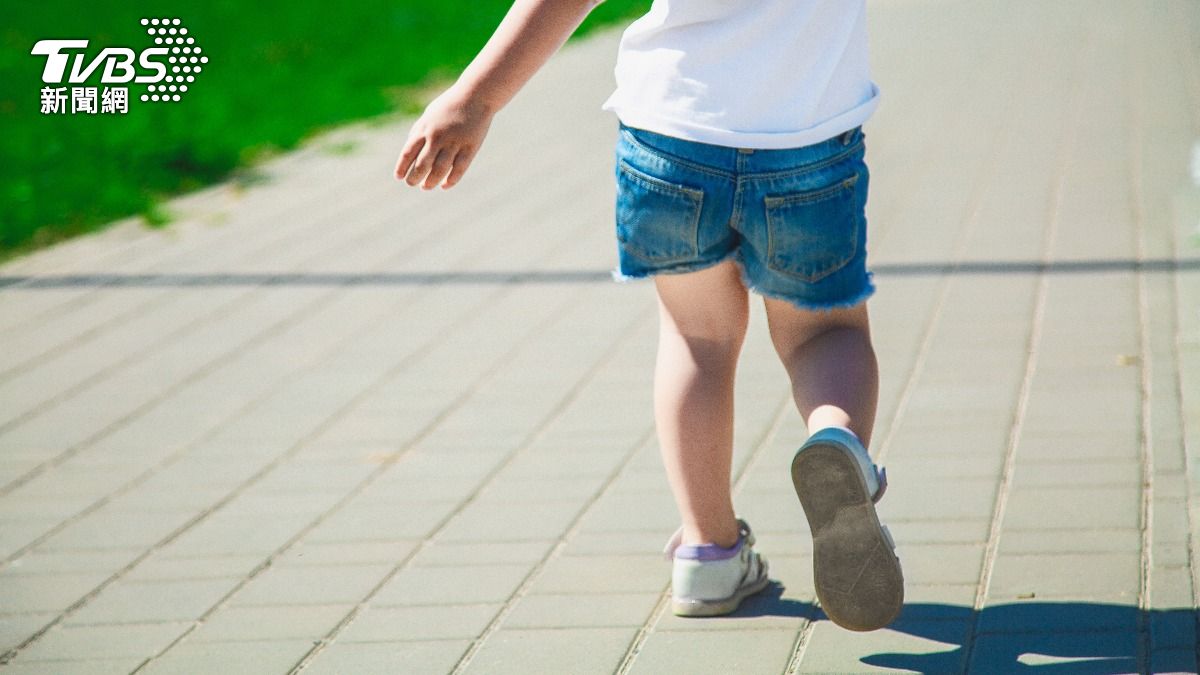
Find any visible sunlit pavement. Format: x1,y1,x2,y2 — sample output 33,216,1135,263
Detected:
2,1,1199,672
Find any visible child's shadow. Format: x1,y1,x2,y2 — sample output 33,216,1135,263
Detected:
729,580,824,620
719,588,1193,674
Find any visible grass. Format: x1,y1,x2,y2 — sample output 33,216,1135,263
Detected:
0,0,649,263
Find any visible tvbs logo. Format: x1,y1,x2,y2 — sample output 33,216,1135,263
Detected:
32,18,207,114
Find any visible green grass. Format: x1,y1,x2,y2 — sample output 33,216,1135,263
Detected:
0,1,648,262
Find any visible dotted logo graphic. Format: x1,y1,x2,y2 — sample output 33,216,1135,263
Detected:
139,17,207,103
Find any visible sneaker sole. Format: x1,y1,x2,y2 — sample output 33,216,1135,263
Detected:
792,442,903,631
671,570,771,618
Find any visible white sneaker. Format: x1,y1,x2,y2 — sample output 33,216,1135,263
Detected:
792,427,903,631
663,519,770,617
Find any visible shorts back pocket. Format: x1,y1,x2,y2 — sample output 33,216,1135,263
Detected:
616,160,704,264
764,174,861,282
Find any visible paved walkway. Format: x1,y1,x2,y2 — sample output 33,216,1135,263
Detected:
2,1,1199,672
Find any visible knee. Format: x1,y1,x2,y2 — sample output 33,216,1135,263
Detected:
661,321,747,375
767,302,870,358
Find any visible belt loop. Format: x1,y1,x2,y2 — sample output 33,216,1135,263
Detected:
839,129,856,146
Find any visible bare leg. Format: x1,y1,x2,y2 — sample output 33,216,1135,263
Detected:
653,260,749,548
763,299,878,446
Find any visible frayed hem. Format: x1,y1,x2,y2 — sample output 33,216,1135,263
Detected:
611,268,643,283
738,265,877,313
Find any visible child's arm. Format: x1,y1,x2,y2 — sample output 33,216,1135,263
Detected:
395,0,605,190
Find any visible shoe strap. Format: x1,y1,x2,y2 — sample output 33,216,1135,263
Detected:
872,465,888,504
662,519,756,561
662,527,684,561
880,523,897,550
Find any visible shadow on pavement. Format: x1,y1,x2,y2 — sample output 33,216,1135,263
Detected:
2,258,1199,289
712,592,1197,674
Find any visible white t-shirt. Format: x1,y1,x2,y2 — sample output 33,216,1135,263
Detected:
600,0,879,149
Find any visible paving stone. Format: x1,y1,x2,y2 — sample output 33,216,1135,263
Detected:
0,657,147,674
338,603,500,642
140,639,312,674
229,563,392,607
879,479,998,521
1151,647,1200,674
762,555,816,598
1150,608,1199,650
124,554,261,581
39,511,192,551
64,578,236,625
0,2,1196,672
998,528,1141,554
1152,542,1192,568
1151,565,1197,608
573,492,681,533
302,501,457,543
605,467,671,494
0,572,109,613
1017,432,1141,462
0,612,55,652
881,519,990,545
895,544,985,585
17,621,189,661
1010,460,1142,487
189,604,353,643
884,455,1006,481
1152,498,1192,545
304,639,472,674
629,628,799,674
504,593,660,629
1001,486,1141,530
474,476,603,503
968,630,1137,672
735,502,811,538
883,425,1009,459
797,620,970,673
987,553,1140,601
370,564,531,606
436,499,584,542
530,555,666,594
408,540,556,567
652,581,810,633
464,627,633,675
501,449,627,479
556,531,666,558
161,513,315,556
249,461,377,495
976,599,1138,634
351,473,481,503
274,540,418,567
896,587,977,621
5,549,141,576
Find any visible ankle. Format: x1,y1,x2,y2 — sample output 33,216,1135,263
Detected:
682,521,740,549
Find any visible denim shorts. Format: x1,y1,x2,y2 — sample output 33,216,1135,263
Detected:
612,121,874,310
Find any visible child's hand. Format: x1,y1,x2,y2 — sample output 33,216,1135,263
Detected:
395,86,495,190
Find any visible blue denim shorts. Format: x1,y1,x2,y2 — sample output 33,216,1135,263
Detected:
612,121,874,310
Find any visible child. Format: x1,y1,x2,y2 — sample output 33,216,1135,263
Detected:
395,0,903,631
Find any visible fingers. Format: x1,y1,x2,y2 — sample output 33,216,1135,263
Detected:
395,135,424,181
403,139,442,188
398,137,478,190
441,145,478,189
423,146,457,190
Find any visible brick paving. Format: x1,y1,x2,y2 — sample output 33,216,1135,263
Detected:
1,1,1199,672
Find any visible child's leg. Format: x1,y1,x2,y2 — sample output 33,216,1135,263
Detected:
762,299,878,445
653,260,749,549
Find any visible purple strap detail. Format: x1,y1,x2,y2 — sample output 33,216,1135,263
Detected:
664,519,756,561
673,536,743,562
872,466,888,503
